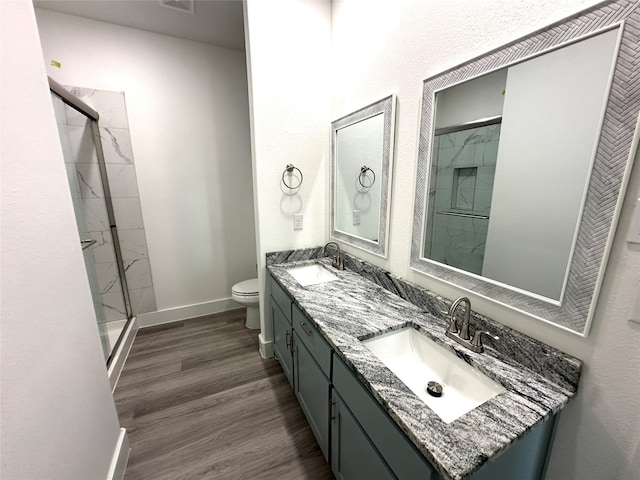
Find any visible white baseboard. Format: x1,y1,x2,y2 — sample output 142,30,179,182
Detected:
108,317,139,392
137,297,241,327
259,333,273,358
106,428,129,480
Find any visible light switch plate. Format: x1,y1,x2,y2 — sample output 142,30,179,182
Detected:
627,197,640,244
353,210,361,225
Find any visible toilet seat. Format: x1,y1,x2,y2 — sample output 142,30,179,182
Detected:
232,278,259,297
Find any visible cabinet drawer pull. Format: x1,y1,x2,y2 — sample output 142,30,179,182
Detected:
299,320,313,337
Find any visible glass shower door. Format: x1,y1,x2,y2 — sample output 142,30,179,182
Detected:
51,92,131,362
426,123,501,275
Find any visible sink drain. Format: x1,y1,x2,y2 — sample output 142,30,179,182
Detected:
426,381,443,397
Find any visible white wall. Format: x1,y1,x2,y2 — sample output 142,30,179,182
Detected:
482,29,619,299
244,0,332,353
34,8,257,322
0,1,123,478
331,1,639,479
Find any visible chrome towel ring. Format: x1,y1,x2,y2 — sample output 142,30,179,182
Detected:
358,166,376,189
282,164,303,190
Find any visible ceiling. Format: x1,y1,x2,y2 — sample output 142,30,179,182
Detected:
33,0,245,51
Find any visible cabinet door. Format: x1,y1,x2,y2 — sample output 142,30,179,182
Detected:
272,300,293,386
293,331,330,461
331,391,396,480
333,353,436,479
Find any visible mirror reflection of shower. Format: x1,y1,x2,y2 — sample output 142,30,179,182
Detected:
50,81,133,365
425,120,501,275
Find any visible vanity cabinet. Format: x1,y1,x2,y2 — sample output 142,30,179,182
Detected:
268,273,560,480
293,330,330,460
330,390,395,480
333,353,436,479
272,300,293,385
270,275,331,461
271,279,293,386
292,302,333,460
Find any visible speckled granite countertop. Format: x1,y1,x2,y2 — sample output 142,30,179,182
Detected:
267,253,582,480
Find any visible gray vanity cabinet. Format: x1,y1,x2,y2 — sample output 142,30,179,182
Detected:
292,330,330,460
268,273,559,480
272,300,293,386
332,353,437,480
331,390,395,480
292,303,332,461
271,280,293,386
270,275,330,461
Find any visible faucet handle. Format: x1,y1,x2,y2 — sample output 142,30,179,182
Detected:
471,330,499,351
446,317,458,335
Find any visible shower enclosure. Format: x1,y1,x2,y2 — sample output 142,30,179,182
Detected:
50,78,133,366
424,121,501,275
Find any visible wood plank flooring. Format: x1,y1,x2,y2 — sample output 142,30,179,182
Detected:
114,309,334,480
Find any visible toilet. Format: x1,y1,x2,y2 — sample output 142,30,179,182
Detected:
232,278,260,329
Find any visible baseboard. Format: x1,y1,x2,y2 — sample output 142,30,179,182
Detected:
108,318,139,392
259,333,273,358
137,297,241,327
106,428,129,480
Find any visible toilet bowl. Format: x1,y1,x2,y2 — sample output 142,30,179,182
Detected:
232,278,260,329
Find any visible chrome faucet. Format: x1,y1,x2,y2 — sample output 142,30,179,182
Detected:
324,242,344,270
446,296,498,353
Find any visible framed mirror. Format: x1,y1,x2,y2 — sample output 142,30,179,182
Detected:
410,0,640,336
331,95,396,257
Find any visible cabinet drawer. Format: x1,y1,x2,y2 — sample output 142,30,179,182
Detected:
269,275,291,323
292,304,332,378
333,354,436,479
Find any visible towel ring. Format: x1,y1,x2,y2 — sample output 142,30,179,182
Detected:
282,164,303,190
358,166,376,189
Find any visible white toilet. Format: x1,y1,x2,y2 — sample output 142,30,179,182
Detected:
232,278,260,329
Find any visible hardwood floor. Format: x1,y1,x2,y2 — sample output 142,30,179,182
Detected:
114,309,334,480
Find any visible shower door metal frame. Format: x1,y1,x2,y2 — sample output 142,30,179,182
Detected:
49,77,134,365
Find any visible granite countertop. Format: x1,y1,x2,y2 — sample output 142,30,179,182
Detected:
267,256,582,480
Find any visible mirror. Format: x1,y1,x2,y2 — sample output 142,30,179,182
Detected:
411,0,640,336
331,95,395,257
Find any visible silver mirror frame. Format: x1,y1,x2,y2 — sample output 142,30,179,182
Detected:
331,95,396,257
410,0,640,336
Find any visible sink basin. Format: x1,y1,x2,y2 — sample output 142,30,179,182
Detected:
287,263,339,287
361,327,505,423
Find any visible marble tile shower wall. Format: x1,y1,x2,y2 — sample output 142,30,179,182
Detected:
428,125,500,275
57,87,157,320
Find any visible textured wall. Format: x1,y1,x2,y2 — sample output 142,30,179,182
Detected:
244,0,332,351
331,1,639,479
36,8,257,321
1,1,122,478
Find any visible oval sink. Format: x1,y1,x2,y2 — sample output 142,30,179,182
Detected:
362,327,505,424
287,263,339,287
